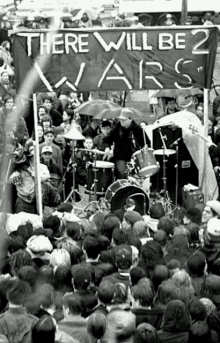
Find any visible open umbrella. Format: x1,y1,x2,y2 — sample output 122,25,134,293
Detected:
70,8,98,20
76,100,121,117
93,107,144,120
155,88,203,98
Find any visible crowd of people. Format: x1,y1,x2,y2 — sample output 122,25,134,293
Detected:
1,7,220,343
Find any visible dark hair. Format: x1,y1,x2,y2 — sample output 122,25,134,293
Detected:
153,279,177,309
7,279,31,305
97,280,114,304
3,94,13,104
101,215,121,241
130,267,146,286
185,208,202,225
92,211,105,234
37,105,46,114
98,235,111,252
87,312,107,340
38,283,55,309
43,96,52,103
9,249,33,276
173,286,195,307
54,265,73,292
134,323,159,343
149,204,165,220
41,115,52,124
57,202,73,213
112,283,128,305
32,315,56,343
153,230,168,247
17,266,38,289
38,265,54,286
210,258,220,276
157,216,174,235
8,235,26,254
66,221,81,240
64,109,74,121
63,293,83,315
165,97,176,104
127,233,142,255
188,321,211,343
112,228,127,245
132,284,154,307
83,235,101,259
140,241,164,275
187,252,206,277
152,265,170,292
188,299,207,321
17,223,33,243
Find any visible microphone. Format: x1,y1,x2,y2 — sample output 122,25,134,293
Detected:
170,137,181,148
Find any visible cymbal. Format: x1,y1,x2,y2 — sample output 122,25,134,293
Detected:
154,149,176,156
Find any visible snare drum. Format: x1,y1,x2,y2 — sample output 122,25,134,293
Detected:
105,179,149,215
132,147,159,177
86,161,115,195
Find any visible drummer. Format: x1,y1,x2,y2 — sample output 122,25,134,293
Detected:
93,120,112,151
103,109,151,179
75,136,102,199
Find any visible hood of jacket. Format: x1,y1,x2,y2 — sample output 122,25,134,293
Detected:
161,300,191,332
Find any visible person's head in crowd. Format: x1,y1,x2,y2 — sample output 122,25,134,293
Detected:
100,120,111,137
98,235,111,252
37,283,55,312
202,200,220,224
26,235,53,261
152,265,170,292
183,207,202,225
188,299,207,322
38,106,47,122
208,119,214,136
17,265,38,290
149,203,165,220
83,235,101,261
187,251,206,277
140,241,164,277
171,234,189,255
1,71,9,85
203,274,220,307
106,309,136,343
172,269,191,288
112,228,127,247
38,265,55,286
81,218,97,238
160,300,191,333
199,298,216,316
157,216,174,236
153,230,168,248
36,124,44,142
166,259,181,276
153,279,177,309
113,209,125,223
9,249,33,276
50,248,71,270
173,286,195,307
57,202,73,213
196,103,204,121
101,215,121,241
56,238,81,265
130,244,141,268
84,136,93,150
173,225,190,238
62,293,84,317
130,267,146,286
66,221,81,241
165,97,177,114
41,145,53,165
44,128,55,145
1,40,10,51
97,280,114,306
115,244,133,272
32,315,56,343
90,211,105,235
112,282,129,306
8,235,26,255
71,265,93,291
41,115,53,131
133,323,159,343
62,109,74,124
132,283,154,308
188,321,211,343
43,215,61,238
3,95,13,111
210,257,220,276
187,223,200,244
43,96,53,112
118,109,133,129
6,278,31,306
87,312,107,341
133,220,150,239
54,264,72,292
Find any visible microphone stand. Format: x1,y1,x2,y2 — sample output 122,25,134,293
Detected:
158,128,168,204
174,140,179,208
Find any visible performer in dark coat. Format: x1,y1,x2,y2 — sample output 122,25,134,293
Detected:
102,108,151,179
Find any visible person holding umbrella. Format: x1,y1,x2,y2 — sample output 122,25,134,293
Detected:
102,108,151,179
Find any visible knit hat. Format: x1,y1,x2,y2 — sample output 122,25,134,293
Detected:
115,244,132,270
206,200,220,216
124,211,143,225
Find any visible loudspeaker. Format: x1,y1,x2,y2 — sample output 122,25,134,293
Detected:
152,126,198,204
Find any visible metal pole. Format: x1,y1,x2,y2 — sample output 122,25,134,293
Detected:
203,88,209,201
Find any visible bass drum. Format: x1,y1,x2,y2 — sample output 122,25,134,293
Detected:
105,179,149,215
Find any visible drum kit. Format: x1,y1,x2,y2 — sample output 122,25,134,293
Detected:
63,123,180,216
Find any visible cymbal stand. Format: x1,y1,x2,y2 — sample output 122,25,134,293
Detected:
158,128,172,214
174,140,180,208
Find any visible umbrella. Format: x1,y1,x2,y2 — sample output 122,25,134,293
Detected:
93,107,144,120
155,88,203,98
70,8,98,20
76,100,121,116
